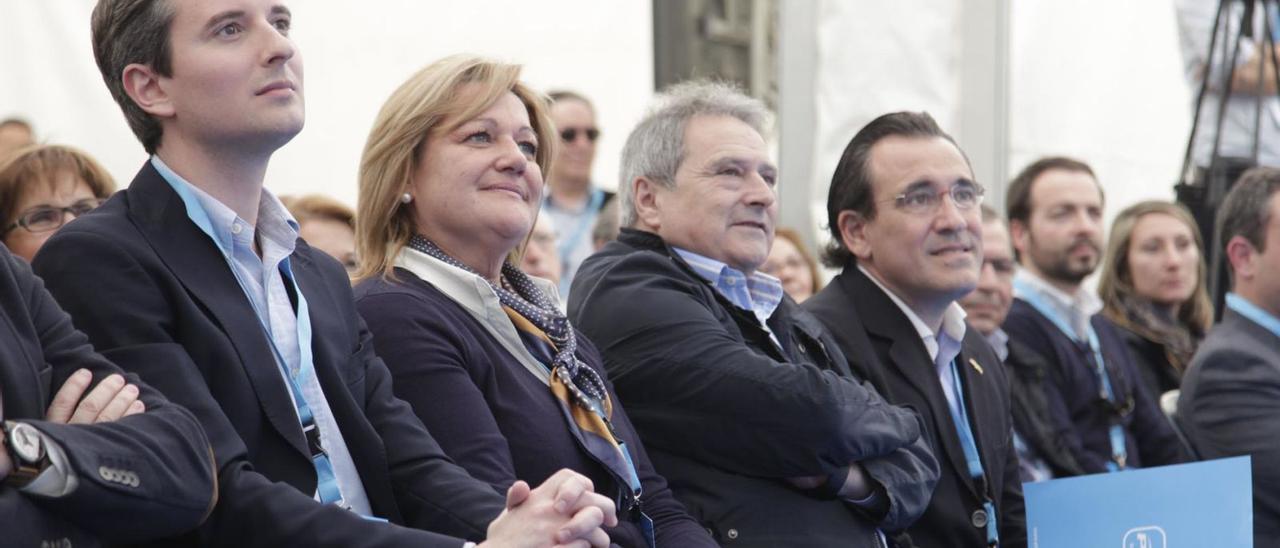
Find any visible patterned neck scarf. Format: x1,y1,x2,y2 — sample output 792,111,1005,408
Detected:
406,235,609,407
1108,292,1201,372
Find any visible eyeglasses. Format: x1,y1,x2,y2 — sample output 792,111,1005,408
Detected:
6,198,106,234
886,181,985,215
559,127,599,143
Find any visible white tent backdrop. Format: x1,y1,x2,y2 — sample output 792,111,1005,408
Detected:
2,0,1194,237
0,0,654,206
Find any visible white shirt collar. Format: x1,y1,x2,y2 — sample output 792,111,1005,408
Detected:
858,264,968,363
1013,268,1101,337
392,246,561,384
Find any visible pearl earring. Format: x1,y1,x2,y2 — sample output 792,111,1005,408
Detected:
400,193,413,204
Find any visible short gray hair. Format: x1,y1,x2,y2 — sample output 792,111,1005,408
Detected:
617,80,771,227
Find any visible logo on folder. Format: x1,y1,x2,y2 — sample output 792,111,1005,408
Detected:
1122,526,1166,548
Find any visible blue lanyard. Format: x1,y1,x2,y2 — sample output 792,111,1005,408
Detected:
550,189,604,262
1013,280,1128,471
947,359,999,547
224,254,344,506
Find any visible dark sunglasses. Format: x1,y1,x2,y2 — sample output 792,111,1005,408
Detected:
560,127,600,143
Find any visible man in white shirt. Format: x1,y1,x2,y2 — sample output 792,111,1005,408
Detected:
805,110,1027,548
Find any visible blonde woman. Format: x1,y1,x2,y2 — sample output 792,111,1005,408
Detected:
1099,200,1213,398
352,55,714,548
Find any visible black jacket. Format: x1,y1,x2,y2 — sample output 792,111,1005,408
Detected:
1003,301,1188,473
805,266,1027,548
33,162,507,547
568,229,938,547
1111,324,1183,399
1004,338,1086,479
1179,308,1280,544
0,245,215,546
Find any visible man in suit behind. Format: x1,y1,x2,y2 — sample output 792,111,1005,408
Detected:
0,243,216,546
1179,167,1280,544
805,111,1026,547
32,0,614,546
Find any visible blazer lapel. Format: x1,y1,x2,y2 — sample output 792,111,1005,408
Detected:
844,268,981,498
125,164,311,460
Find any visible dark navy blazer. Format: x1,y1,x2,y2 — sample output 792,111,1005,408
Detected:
1002,299,1188,473
0,244,215,546
33,162,507,547
355,267,715,548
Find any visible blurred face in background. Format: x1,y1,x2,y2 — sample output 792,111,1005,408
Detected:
1015,168,1104,287
0,124,34,157
4,172,100,261
762,235,815,302
1127,212,1200,310
300,217,356,272
548,99,597,191
958,218,1016,336
521,214,562,284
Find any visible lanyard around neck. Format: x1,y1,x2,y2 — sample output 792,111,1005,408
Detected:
1014,279,1129,471
946,358,999,546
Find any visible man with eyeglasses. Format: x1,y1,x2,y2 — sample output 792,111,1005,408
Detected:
1001,157,1187,477
543,90,612,295
805,111,1026,547
957,205,1084,484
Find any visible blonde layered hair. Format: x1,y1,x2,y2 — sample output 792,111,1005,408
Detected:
354,55,556,281
1099,200,1213,337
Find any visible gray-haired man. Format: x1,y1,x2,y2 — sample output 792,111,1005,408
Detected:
568,81,937,547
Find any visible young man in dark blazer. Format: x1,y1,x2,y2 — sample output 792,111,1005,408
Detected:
0,244,216,547
1180,167,1280,545
805,111,1026,547
32,1,615,546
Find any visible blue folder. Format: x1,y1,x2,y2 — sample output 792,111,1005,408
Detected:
1024,456,1252,547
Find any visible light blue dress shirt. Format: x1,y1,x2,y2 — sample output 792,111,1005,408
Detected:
673,248,784,343
151,156,372,516
1225,292,1280,339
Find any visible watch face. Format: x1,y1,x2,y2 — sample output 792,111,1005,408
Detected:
9,423,44,462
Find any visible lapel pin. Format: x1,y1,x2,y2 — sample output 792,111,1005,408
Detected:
968,358,984,375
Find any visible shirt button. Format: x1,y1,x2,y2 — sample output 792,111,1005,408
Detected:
231,223,243,235
726,528,739,540
971,508,989,528
726,278,736,286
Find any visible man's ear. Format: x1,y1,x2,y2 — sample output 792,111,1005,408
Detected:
1009,218,1030,263
121,63,175,119
632,176,664,231
837,210,871,260
1226,235,1258,282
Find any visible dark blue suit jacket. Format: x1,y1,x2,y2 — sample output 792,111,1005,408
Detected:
1179,307,1280,544
806,266,1026,548
355,269,715,548
1003,300,1187,473
33,162,506,547
0,244,215,546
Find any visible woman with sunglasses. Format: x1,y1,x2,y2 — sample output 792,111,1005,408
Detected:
352,55,715,548
0,144,115,261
